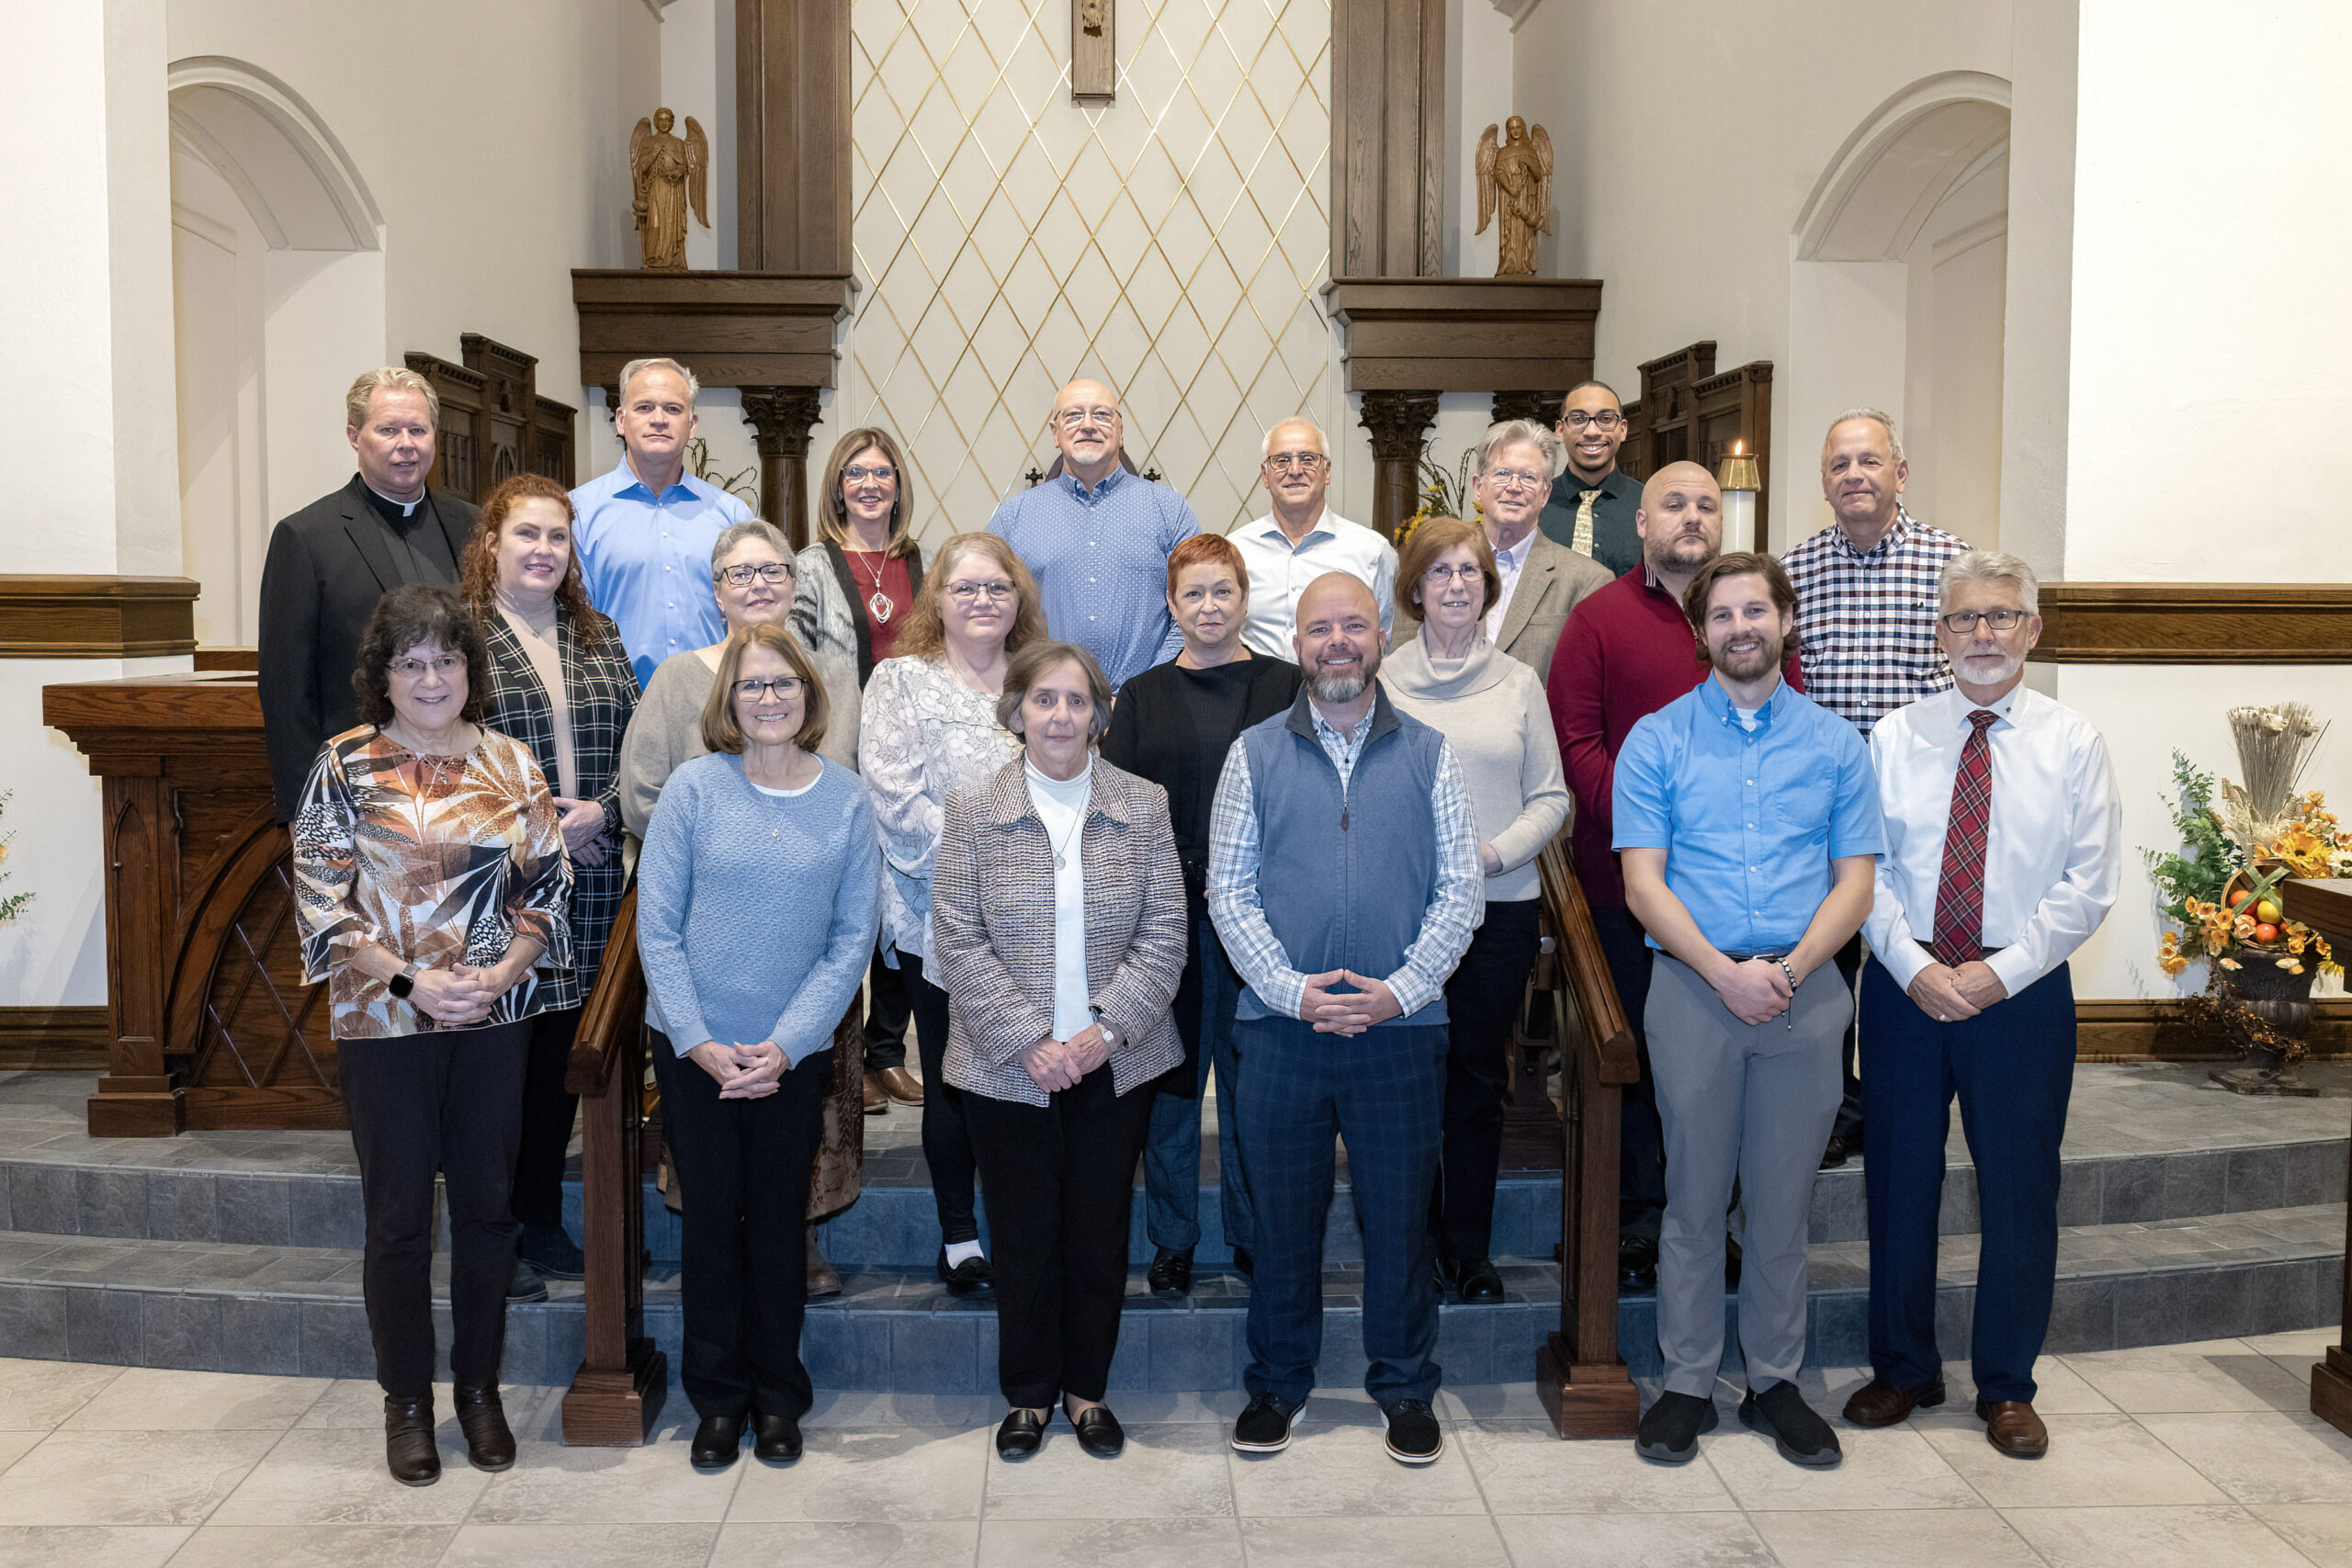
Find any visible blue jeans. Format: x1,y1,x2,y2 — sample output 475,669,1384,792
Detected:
1237,1016,1448,1408
1143,916,1252,1255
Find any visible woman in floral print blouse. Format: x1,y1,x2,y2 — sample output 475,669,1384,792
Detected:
291,582,571,1490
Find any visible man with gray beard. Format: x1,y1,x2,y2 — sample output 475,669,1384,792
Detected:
1207,573,1484,1467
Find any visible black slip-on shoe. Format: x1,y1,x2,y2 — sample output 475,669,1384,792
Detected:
1382,1398,1443,1465
690,1412,746,1470
1454,1258,1505,1303
1618,1235,1658,1293
506,1257,549,1303
1230,1393,1297,1454
996,1407,1046,1460
937,1247,995,1296
518,1223,586,1280
1068,1403,1125,1457
752,1411,803,1463
1147,1247,1193,1297
1634,1390,1719,1464
1741,1381,1843,1468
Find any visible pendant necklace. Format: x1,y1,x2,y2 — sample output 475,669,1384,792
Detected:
1047,803,1084,869
851,546,894,624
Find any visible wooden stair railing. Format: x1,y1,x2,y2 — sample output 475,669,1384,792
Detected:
560,888,669,1444
1532,838,1643,1437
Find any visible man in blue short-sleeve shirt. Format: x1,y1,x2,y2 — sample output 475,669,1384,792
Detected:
1611,551,1882,1472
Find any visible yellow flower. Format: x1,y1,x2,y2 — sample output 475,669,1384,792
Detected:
2219,957,2243,971
2158,953,2190,976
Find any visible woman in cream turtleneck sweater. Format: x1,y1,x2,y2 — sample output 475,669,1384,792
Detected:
1382,516,1570,1304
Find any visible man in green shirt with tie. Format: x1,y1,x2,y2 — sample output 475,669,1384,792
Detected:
1538,381,1643,577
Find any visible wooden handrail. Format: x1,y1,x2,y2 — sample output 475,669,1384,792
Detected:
560,886,668,1444
1531,833,1640,1438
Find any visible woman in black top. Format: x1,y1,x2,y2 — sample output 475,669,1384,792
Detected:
1100,532,1301,1297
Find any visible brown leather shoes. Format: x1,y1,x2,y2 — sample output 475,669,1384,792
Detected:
877,1066,924,1106
452,1382,515,1472
862,1071,889,1115
1841,1376,1946,1427
807,1231,842,1298
1977,1396,2048,1458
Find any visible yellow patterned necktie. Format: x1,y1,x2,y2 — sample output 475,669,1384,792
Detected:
1572,489,1600,558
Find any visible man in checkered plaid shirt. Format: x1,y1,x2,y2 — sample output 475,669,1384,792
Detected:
1781,409,1971,1170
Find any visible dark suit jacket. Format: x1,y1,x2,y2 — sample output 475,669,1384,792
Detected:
258,476,479,819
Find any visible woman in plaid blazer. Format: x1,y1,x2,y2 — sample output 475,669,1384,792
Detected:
932,639,1187,1462
461,473,640,1292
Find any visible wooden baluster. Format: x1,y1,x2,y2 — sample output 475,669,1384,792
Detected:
2281,880,2352,1438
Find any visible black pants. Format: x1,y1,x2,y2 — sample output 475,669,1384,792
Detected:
649,1030,828,1420
964,1064,1155,1408
512,1005,582,1231
1830,933,1865,1144
339,1020,528,1397
901,952,980,1244
1432,897,1542,1262
1593,904,1666,1241
862,951,911,1073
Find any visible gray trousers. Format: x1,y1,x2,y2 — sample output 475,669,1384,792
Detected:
1646,953,1849,1397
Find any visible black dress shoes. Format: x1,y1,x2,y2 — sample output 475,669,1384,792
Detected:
452,1382,514,1472
1454,1258,1505,1303
506,1257,549,1302
752,1411,803,1463
384,1393,440,1486
1725,1236,1744,1288
1067,1403,1125,1458
1618,1235,1658,1292
937,1247,995,1296
690,1412,747,1470
1148,1247,1193,1296
1230,1246,1253,1279
996,1407,1047,1460
1819,1134,1849,1169
518,1223,586,1280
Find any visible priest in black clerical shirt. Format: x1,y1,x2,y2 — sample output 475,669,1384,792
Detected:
1536,380,1643,578
256,367,480,819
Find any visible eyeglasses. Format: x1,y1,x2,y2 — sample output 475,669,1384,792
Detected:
1423,562,1485,582
1263,452,1329,473
718,562,795,586
732,676,805,700
1939,607,2027,634
1056,407,1119,431
946,581,1016,604
389,654,465,678
1483,468,1548,492
841,464,897,484
1561,410,1624,431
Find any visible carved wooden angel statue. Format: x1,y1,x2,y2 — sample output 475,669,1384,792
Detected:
630,107,708,272
1475,116,1554,276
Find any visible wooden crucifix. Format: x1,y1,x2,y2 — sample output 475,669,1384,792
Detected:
1072,0,1114,101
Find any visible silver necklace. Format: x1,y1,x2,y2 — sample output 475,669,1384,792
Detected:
1047,806,1083,869
848,545,894,624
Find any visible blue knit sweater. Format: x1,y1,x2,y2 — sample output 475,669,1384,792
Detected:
636,751,881,1064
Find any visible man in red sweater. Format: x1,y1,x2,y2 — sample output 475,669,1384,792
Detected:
1546,461,1803,1291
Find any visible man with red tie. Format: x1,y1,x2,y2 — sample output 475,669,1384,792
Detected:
1842,550,2120,1459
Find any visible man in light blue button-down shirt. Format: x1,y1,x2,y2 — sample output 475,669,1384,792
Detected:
572,357,753,688
1611,551,1881,1471
988,378,1199,690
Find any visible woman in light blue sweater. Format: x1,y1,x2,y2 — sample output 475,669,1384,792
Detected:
637,620,880,1472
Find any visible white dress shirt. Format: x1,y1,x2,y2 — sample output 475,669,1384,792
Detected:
1486,528,1534,642
1233,509,1397,657
1864,683,2122,997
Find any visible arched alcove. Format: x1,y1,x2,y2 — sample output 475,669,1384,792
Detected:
1786,72,2012,549
167,58,387,645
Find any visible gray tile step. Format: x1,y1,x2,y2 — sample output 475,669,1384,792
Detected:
0,1203,2337,1390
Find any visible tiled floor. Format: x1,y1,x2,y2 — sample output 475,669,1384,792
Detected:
5,1331,2352,1565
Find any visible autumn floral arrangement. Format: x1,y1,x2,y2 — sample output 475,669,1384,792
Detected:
2145,705,2346,1066
0,791,30,927
1400,446,1481,545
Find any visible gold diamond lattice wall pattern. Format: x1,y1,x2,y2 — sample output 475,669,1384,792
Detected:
846,0,1334,539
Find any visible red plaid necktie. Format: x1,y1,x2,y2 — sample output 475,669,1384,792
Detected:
1929,709,2001,969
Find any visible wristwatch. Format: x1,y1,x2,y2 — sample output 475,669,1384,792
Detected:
1090,1007,1122,1051
387,962,421,1000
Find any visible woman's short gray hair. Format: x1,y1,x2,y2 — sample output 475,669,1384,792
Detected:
1475,418,1564,480
710,519,795,577
1939,549,2040,616
996,639,1115,742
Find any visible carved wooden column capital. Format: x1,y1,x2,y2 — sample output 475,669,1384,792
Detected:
739,387,827,548
1356,389,1441,541
1491,390,1566,428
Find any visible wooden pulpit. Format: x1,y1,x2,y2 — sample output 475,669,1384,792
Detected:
2283,878,2352,1438
42,669,343,1135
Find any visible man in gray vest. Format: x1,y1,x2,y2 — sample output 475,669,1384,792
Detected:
1207,572,1485,1468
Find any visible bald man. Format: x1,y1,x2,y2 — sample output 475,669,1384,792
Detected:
987,377,1201,688
1209,572,1484,1466
1546,463,1804,1292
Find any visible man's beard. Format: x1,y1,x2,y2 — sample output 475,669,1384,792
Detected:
1645,533,1714,578
1956,649,2022,685
1306,646,1379,705
1715,632,1784,682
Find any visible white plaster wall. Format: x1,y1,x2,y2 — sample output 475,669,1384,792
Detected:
2060,0,2352,581
1510,0,2017,547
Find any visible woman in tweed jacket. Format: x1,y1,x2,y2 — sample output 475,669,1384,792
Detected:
460,473,639,1292
932,640,1187,1463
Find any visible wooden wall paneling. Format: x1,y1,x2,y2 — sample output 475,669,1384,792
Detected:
1330,0,1443,277
403,352,487,500
2029,585,2352,663
0,1008,108,1071
1070,0,1114,99
2075,997,2352,1060
736,0,853,275
0,577,199,658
